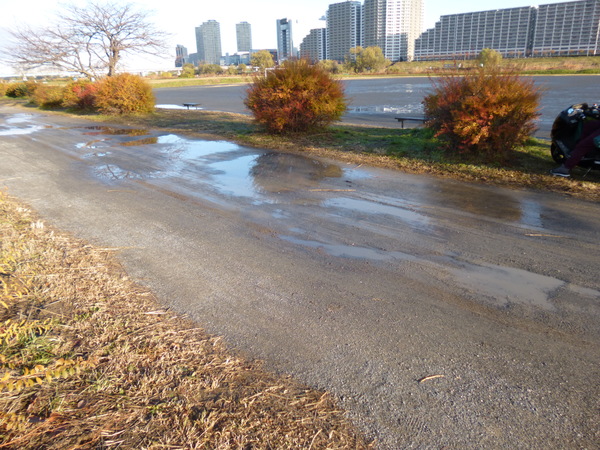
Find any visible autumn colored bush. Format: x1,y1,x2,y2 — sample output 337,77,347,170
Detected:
94,73,155,115
5,82,36,98
245,59,347,133
62,79,98,111
423,68,540,161
0,83,7,97
29,84,65,109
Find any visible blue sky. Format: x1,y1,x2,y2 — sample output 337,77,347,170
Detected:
0,0,569,75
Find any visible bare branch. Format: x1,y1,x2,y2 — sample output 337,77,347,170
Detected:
3,1,170,77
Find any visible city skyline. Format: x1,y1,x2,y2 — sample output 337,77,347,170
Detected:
0,0,579,75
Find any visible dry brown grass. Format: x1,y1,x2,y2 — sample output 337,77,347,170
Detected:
0,192,372,449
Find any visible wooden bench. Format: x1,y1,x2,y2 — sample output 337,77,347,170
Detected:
395,116,427,128
182,103,201,110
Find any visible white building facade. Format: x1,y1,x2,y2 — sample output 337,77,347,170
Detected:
195,20,222,65
363,0,424,61
414,0,600,60
300,28,328,62
236,22,252,53
327,1,363,62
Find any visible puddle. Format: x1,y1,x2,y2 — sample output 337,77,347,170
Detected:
167,137,240,160
94,164,143,180
347,82,431,94
80,130,350,204
6,114,36,124
156,104,204,110
0,125,46,136
76,139,107,150
281,231,566,311
0,114,47,136
347,104,424,115
250,153,343,192
449,260,563,310
418,179,547,230
120,137,159,147
81,126,149,136
210,152,344,201
280,235,418,262
324,196,431,231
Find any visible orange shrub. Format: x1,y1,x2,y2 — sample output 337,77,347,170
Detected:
62,79,98,111
94,73,155,115
30,84,65,108
244,59,347,133
423,68,540,162
5,82,36,98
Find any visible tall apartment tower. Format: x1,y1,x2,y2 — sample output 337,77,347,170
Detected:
327,1,363,62
276,18,294,63
532,0,600,57
175,44,188,67
300,28,328,62
414,0,600,61
236,22,252,53
195,20,222,65
363,0,423,61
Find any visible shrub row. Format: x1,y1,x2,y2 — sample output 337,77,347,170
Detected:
1,74,155,115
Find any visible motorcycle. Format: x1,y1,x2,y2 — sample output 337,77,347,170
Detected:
550,102,600,169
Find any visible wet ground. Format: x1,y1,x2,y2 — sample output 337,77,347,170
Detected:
1,107,599,448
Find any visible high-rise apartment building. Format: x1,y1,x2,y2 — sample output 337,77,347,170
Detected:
276,18,294,63
236,22,252,53
327,1,363,62
300,28,328,62
532,0,600,57
363,0,423,61
415,0,600,60
175,45,188,67
415,6,535,60
195,20,222,65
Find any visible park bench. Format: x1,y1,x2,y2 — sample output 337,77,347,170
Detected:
395,116,428,128
182,103,201,110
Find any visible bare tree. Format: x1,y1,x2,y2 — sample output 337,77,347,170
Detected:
4,1,169,77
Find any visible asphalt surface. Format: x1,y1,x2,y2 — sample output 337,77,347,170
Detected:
153,75,600,139
1,105,599,448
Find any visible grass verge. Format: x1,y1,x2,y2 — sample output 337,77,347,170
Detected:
102,108,600,202
0,191,371,448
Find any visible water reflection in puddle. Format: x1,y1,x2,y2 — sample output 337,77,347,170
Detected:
95,165,143,180
82,126,149,136
280,235,417,262
0,114,47,136
156,104,204,110
81,130,350,203
449,260,563,310
347,104,424,115
6,114,36,124
280,232,570,311
210,152,344,201
324,196,430,230
418,178,546,230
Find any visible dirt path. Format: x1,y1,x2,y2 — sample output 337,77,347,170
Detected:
1,105,599,448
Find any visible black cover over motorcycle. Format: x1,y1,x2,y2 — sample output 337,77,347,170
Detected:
550,103,600,168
